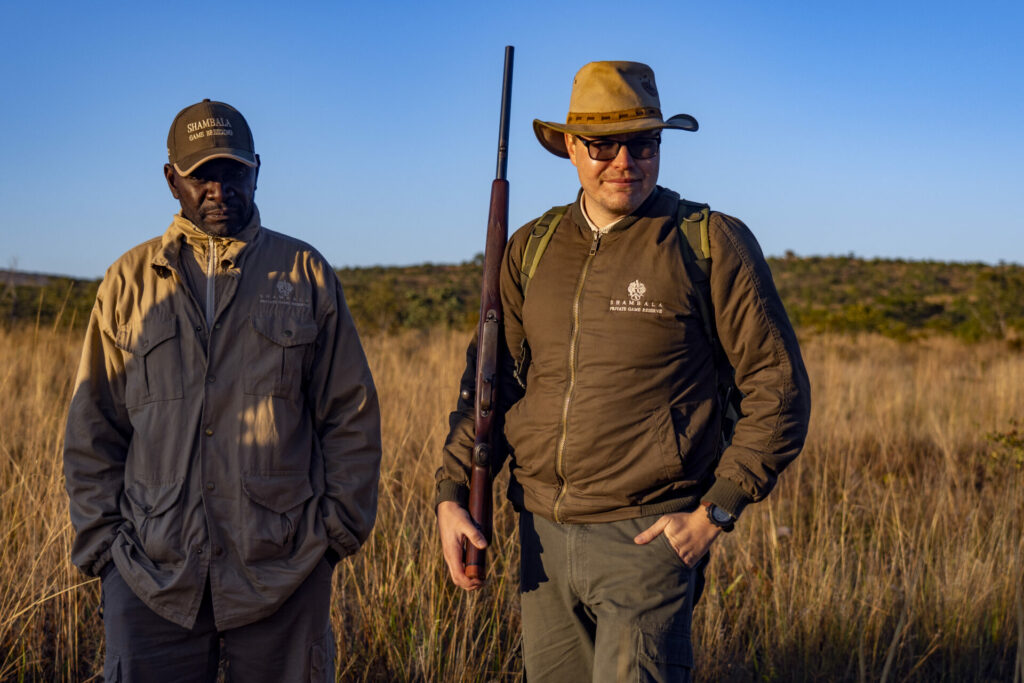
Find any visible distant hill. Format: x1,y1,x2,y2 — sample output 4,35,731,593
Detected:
3,256,1023,342
769,254,1023,341
1,269,100,329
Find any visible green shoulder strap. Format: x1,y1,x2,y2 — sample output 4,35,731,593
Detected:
520,204,569,295
676,199,744,446
675,200,714,346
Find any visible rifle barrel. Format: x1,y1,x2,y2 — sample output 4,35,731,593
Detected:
495,45,514,181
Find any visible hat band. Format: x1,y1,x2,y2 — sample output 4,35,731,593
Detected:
566,106,662,125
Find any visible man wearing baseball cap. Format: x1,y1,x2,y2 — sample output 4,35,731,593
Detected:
436,62,811,680
64,99,381,681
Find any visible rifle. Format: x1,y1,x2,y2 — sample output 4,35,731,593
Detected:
465,45,514,581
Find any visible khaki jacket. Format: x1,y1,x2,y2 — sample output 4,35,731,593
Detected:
437,188,810,523
64,209,381,630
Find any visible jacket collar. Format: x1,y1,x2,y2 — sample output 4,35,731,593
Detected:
152,206,262,275
569,186,666,236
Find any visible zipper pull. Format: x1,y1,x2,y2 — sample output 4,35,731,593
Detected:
590,232,601,256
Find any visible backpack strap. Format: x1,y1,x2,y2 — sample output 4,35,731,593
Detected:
520,205,569,296
676,200,715,347
676,199,745,447
514,204,568,388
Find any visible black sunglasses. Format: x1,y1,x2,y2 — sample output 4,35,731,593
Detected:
575,135,661,161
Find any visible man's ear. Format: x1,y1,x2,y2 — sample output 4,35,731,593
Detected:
164,164,181,200
564,133,578,167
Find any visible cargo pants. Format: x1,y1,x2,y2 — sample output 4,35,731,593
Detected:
519,510,706,683
99,557,336,682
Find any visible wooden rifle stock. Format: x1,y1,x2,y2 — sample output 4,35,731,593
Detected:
466,45,514,581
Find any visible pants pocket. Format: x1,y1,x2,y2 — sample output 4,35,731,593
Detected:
637,624,693,682
103,654,122,683
308,626,336,682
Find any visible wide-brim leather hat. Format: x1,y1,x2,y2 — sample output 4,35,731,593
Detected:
534,61,698,158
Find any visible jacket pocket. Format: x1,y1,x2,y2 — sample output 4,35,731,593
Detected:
244,313,319,401
655,403,686,482
657,400,714,482
116,317,184,408
123,478,186,564
241,472,314,563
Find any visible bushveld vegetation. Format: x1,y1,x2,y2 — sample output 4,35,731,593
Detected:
1,258,1023,681
5,254,1024,340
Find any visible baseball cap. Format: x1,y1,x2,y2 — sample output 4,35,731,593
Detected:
167,99,257,175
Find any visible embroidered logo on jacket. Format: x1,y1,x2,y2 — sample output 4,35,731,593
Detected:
609,280,663,315
259,280,311,309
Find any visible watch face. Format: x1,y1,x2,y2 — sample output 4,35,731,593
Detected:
711,506,733,524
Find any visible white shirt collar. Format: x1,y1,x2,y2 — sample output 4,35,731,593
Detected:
580,196,625,234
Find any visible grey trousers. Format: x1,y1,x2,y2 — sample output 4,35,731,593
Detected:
100,558,335,683
519,511,705,683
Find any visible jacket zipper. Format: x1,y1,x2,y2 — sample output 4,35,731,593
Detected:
206,236,216,331
552,231,601,523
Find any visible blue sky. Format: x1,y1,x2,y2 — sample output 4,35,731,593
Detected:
1,0,1021,278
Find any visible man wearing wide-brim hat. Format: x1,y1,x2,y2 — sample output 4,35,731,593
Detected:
436,61,811,681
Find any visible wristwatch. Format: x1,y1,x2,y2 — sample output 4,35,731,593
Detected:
703,502,736,532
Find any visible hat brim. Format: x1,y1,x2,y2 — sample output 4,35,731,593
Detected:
174,149,259,176
533,114,698,158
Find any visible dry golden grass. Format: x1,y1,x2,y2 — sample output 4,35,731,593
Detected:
1,325,1022,681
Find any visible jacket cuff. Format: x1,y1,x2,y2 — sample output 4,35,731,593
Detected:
434,480,469,512
701,478,752,520
327,527,360,559
86,547,114,578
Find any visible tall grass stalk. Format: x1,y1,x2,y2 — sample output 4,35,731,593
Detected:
1,329,1021,681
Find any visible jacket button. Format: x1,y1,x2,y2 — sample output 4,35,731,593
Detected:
213,546,223,557
207,375,216,383
283,329,293,338
204,428,214,436
195,546,203,555
205,482,215,491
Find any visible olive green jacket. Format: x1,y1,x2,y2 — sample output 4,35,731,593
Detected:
64,209,381,630
437,188,810,523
